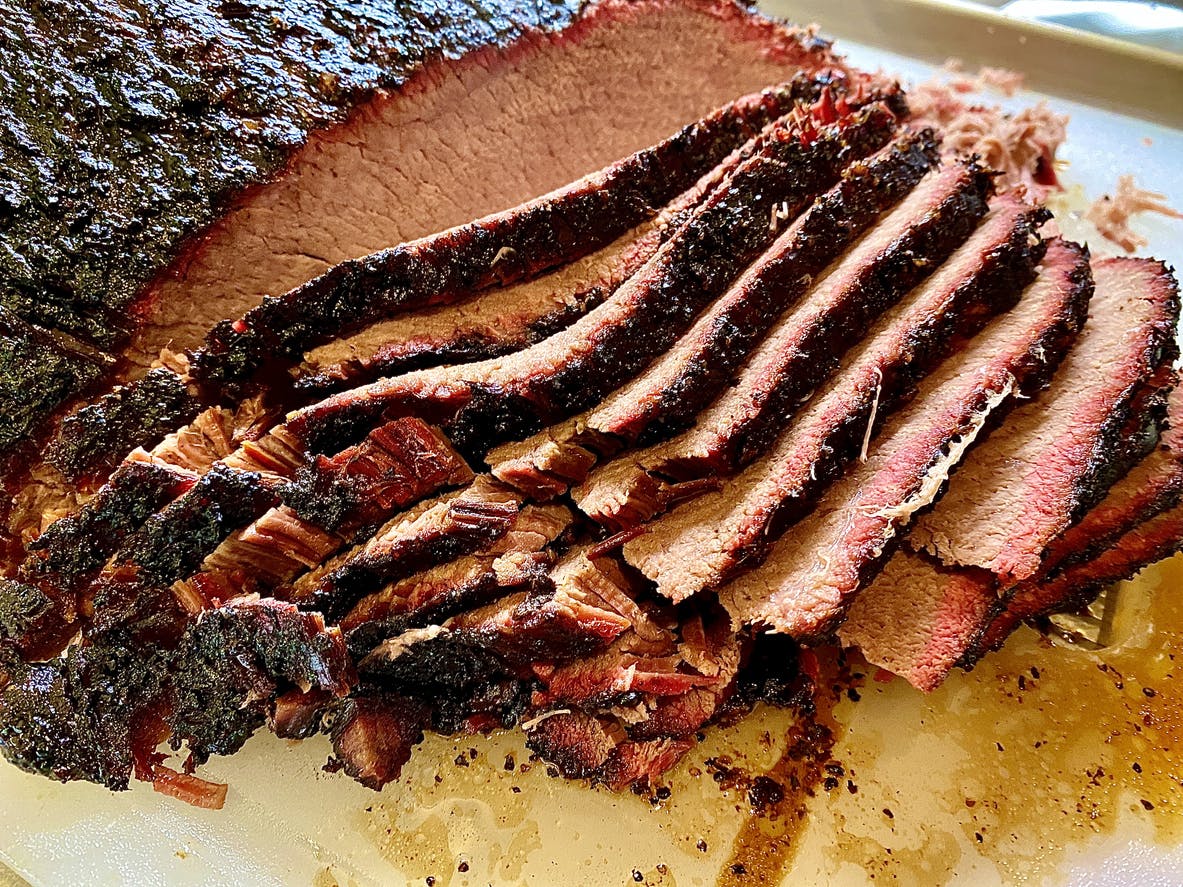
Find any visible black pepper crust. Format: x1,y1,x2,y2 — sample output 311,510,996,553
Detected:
0,0,586,460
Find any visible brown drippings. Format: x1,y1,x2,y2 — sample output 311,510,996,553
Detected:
350,556,1183,885
717,649,850,885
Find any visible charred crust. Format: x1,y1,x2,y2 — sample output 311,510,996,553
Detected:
47,370,200,483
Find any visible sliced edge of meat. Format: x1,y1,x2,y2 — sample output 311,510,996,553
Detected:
717,239,1092,637
908,256,1181,586
623,198,1053,598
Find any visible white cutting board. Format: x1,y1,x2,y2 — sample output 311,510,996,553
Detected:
3,11,1182,887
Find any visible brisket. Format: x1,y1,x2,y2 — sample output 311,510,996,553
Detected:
718,239,1092,636
340,505,570,646
188,77,837,396
327,693,430,791
292,128,757,396
289,478,526,621
46,369,201,483
285,102,901,458
909,257,1181,586
624,198,1052,599
3,0,840,461
280,417,472,535
984,496,1183,651
840,551,995,691
843,373,1183,690
579,181,1038,531
0,597,352,789
489,130,945,495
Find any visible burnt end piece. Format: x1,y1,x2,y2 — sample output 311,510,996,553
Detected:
281,417,472,534
168,600,354,764
0,598,352,788
0,308,111,460
299,490,521,622
113,463,277,583
327,693,430,790
0,644,167,790
47,369,200,482
189,77,829,394
26,461,196,582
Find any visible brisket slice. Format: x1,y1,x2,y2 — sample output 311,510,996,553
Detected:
624,198,1051,599
841,369,1183,691
188,77,834,396
578,127,947,448
579,163,1015,529
718,240,1092,637
326,693,430,791
839,551,995,691
45,369,201,484
909,257,1181,587
288,477,526,621
292,124,757,396
286,102,901,458
1037,370,1183,575
488,130,944,497
340,506,571,652
983,496,1183,653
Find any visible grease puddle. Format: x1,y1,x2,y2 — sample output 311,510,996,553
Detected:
356,555,1182,885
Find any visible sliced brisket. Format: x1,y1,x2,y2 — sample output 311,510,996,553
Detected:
717,239,1092,636
489,131,945,496
188,77,837,397
288,478,526,621
624,198,1052,599
909,257,1180,587
985,496,1183,650
843,373,1183,690
839,551,995,691
286,102,901,458
579,178,1037,531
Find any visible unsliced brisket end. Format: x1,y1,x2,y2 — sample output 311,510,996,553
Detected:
188,77,837,396
579,181,1038,533
488,130,944,496
718,240,1093,637
289,478,525,621
839,551,996,691
623,199,1052,598
909,257,1181,587
286,102,901,458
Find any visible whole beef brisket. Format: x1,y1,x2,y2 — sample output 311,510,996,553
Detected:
3,0,1182,808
